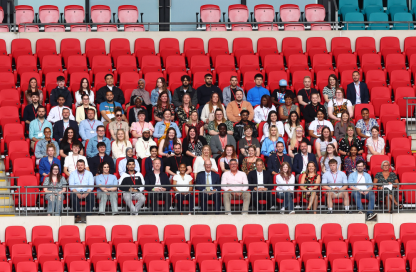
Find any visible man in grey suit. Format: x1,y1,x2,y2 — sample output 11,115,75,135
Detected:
209,123,236,160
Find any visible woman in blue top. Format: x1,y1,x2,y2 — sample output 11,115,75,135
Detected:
153,109,182,140
150,77,172,106
95,162,119,215
39,143,61,183
261,125,287,158
158,127,181,165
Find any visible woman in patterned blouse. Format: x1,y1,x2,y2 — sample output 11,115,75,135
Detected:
183,126,207,160
207,108,234,145
185,111,204,137
374,160,401,213
343,145,366,177
241,145,263,175
153,91,175,122
338,125,363,162
322,74,338,110
177,93,196,133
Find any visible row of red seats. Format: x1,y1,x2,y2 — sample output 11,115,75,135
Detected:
198,4,330,32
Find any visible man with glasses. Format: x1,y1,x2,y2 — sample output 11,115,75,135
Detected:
349,161,377,220
100,90,125,127
172,75,198,108
197,74,223,116
34,127,59,165
86,125,111,159
195,159,221,214
223,76,246,107
109,107,129,141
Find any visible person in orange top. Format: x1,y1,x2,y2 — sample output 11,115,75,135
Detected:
226,89,254,123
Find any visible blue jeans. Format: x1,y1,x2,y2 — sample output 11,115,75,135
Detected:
352,190,375,215
276,191,294,211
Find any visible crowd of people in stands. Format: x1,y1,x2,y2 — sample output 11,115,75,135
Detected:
26,71,397,222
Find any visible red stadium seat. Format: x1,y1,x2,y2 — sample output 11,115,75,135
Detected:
361,54,383,77
356,37,378,64
64,5,84,23
373,223,396,248
228,4,249,22
231,24,252,31
295,224,317,248
222,243,245,268
280,260,300,272
189,55,210,75
218,71,238,91
137,225,160,251
5,226,27,252
284,24,305,31
169,243,192,269
311,24,332,31
326,241,350,266
242,224,264,247
194,243,216,265
247,242,269,264
164,55,186,78
90,55,112,83
63,243,85,270
238,55,261,80
200,5,221,22
254,4,274,22
390,71,412,97
163,225,187,252
91,5,111,23
263,55,285,78
395,154,416,181
305,259,326,272
352,241,375,265
282,37,303,62
110,38,131,67
380,37,402,61
60,38,82,67
232,37,254,67
216,224,239,251
257,37,278,65
44,25,65,32
141,55,162,75
116,243,139,268
267,224,291,247
85,225,108,250
43,261,63,272
85,38,106,66
167,72,187,92
300,242,322,266
66,55,88,76
369,155,391,176
404,37,416,61
312,54,333,76
380,104,401,127
14,175,39,207
320,223,344,249
365,70,389,91
96,260,116,272
379,240,401,264
11,38,32,65
205,25,227,31
68,72,89,93
70,25,91,32
147,260,168,272
118,5,138,23
395,87,415,117
119,72,141,91
97,25,117,32
15,5,34,25
200,260,221,272
288,54,309,76
385,54,407,78
306,37,330,65
42,55,63,79
273,242,296,267
385,258,406,272
124,25,145,32
39,5,59,23
36,38,57,64
18,25,39,32
144,72,163,93
358,258,379,272
0,89,19,108
1,123,25,156
280,4,300,22
134,38,156,67
11,244,33,266
58,226,82,251
208,38,230,67
111,225,133,249
16,55,38,82
400,223,416,248
335,54,358,76
0,55,11,72
331,37,354,62
0,72,15,91
402,173,416,204
184,38,205,66
213,55,236,80
190,225,212,250
316,70,335,92
142,243,164,267
332,259,353,272
159,38,181,67
267,71,289,91
4,141,33,172
122,261,143,272
175,261,195,272
37,244,60,269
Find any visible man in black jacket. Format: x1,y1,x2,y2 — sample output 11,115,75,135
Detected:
50,75,73,107
195,159,221,214
53,108,79,142
96,74,125,105
119,158,146,215
292,141,318,181
196,74,223,116
268,142,292,175
233,110,258,142
88,142,115,176
172,75,198,107
346,71,370,105
144,158,171,213
303,93,327,126
248,159,274,211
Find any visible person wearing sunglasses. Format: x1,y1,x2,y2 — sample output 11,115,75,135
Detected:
109,107,129,141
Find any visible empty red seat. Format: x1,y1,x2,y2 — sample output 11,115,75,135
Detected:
306,37,330,65
365,70,389,91
200,260,221,272
16,262,36,272
70,25,91,32
194,243,216,266
142,243,164,267
373,223,396,249
331,37,354,62
118,5,138,23
247,242,269,264
242,224,264,248
399,223,416,248
200,5,221,22
332,259,353,272
254,4,274,22
216,224,239,251
212,55,236,80
96,260,116,272
31,226,54,253
267,224,291,247
208,38,230,67
42,261,63,272
284,24,305,31
0,89,19,108
1,124,26,159
280,4,300,22
352,241,375,265
228,4,249,22
5,226,27,252
91,5,111,23
305,259,326,272
163,225,186,252
116,243,139,268
64,5,84,23
119,72,141,91
164,55,186,78
263,55,285,77
11,39,32,63
63,243,85,270
356,37,378,64
361,54,383,77
148,260,168,272
295,224,317,248
395,155,416,180
11,244,33,266
232,37,254,67
184,38,205,66
326,241,349,267
37,244,59,269
321,223,344,248
231,24,252,31
390,138,412,164
288,54,309,76
85,225,107,250
39,5,59,23
169,243,192,269
66,55,88,76
189,225,212,251
124,25,145,32
380,104,401,127
358,258,379,272
15,5,34,25
256,37,278,65
44,25,65,32
42,55,63,78
110,38,131,67
335,54,358,76
97,25,117,32
379,240,401,264
85,38,106,66
90,55,112,81
390,70,412,97
312,54,333,76
140,55,162,75
116,55,138,78
175,261,195,272
19,25,38,32
121,260,143,272
395,87,415,117
60,38,82,67
58,226,82,252
282,37,303,62
222,242,244,267
189,55,210,75
134,38,156,67
300,242,322,265
273,242,296,267
238,55,261,79
385,258,406,272
36,38,57,64
136,225,160,252
111,225,133,250
380,37,402,61
159,38,181,67
280,260,300,272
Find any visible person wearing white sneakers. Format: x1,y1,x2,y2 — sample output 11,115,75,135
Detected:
322,159,350,214
275,162,296,214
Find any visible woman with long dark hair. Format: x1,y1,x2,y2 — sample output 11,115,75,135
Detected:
150,77,172,106
158,127,181,165
59,127,84,165
300,161,321,214
284,111,301,139
96,161,118,215
183,126,207,159
322,74,339,109
261,110,284,142
177,93,197,133
154,91,175,122
25,77,44,104
75,78,94,106
43,163,67,216
253,95,276,124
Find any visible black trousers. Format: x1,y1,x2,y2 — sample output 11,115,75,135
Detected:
175,193,194,213
199,191,221,213
70,193,95,216
251,191,272,211
149,192,171,212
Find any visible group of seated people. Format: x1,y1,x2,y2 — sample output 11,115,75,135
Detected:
29,72,393,221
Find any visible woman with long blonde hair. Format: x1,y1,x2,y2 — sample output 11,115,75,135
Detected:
275,161,295,214
193,145,218,174
288,125,312,157
112,129,131,162
201,92,227,125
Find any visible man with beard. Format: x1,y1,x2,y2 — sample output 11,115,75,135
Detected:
135,128,157,164
172,75,198,107
53,108,79,142
223,76,246,107
79,108,104,143
233,110,258,142
226,89,254,123
165,143,192,180
100,91,125,126
197,74,223,116
96,74,125,105
29,106,53,149
128,97,149,125
119,158,146,215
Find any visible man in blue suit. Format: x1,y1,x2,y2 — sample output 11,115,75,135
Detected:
346,71,370,105
195,159,221,214
53,108,79,142
292,141,318,181
248,159,274,211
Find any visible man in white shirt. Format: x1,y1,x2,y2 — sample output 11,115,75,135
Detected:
135,129,157,163
349,161,377,220
68,160,94,223
64,142,89,177
47,95,75,124
322,159,350,214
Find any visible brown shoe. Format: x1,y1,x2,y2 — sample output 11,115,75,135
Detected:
75,216,82,223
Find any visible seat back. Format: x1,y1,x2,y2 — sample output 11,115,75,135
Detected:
305,4,326,22
39,5,59,23
15,5,34,25
91,5,111,23
64,5,84,23
228,4,249,22
111,225,133,248
200,5,221,22
254,4,274,22
280,4,301,22
118,5,138,23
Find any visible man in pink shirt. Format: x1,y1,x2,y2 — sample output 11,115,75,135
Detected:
221,159,250,215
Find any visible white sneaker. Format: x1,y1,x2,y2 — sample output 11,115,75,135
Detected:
226,213,232,215
289,211,295,214
280,207,285,211
242,212,248,215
